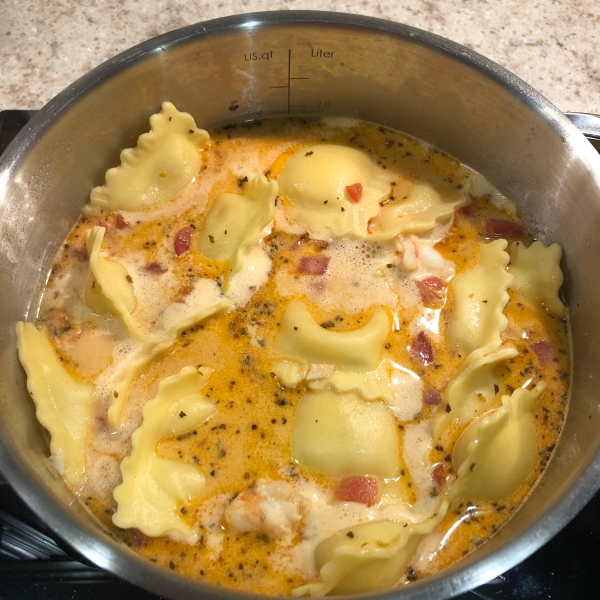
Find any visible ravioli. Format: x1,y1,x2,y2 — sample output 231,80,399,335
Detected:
85,226,144,341
508,241,565,316
291,390,400,478
449,239,513,355
22,115,570,596
89,102,209,212
450,383,546,502
108,298,231,426
112,366,216,543
198,175,278,279
292,504,448,597
278,144,391,237
16,323,95,488
275,301,390,372
371,181,469,240
432,344,518,441
309,364,395,403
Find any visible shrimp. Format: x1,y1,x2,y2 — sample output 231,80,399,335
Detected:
224,478,310,539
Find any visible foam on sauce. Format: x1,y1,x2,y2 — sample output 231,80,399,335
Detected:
31,116,570,596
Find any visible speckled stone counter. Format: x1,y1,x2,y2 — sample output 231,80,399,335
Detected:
1,0,599,114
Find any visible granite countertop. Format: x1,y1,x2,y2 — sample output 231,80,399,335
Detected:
1,0,598,114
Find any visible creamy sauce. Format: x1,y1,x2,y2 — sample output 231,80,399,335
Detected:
32,117,569,595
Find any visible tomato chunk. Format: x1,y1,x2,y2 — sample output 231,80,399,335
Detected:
174,226,194,256
144,262,168,274
298,256,330,275
334,476,379,505
485,218,525,238
345,183,363,203
416,276,446,307
432,463,446,486
530,340,553,367
423,387,442,406
410,331,435,366
115,214,129,230
456,205,475,219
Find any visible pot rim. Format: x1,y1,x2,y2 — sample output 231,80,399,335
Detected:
1,10,599,600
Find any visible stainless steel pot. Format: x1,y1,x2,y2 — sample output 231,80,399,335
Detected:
1,11,599,600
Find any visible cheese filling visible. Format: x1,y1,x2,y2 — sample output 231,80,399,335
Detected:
17,111,570,597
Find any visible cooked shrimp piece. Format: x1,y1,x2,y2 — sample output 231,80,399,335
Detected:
224,478,309,539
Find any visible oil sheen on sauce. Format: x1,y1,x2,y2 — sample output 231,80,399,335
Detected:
34,116,570,595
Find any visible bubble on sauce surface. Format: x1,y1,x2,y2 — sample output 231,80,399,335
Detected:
226,246,272,307
157,278,223,332
117,251,181,335
402,420,441,518
387,368,423,422
82,449,122,504
276,238,399,313
196,493,230,561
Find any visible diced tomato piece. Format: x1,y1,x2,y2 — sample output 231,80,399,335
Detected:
416,276,446,306
423,387,442,406
345,183,363,202
174,226,194,256
432,463,446,486
384,138,396,148
530,340,554,367
298,256,330,275
334,476,379,505
144,262,168,274
115,214,129,230
456,205,475,218
410,331,435,366
485,218,525,238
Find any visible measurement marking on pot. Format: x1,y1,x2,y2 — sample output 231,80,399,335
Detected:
269,49,309,114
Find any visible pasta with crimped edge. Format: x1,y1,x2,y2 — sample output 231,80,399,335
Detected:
112,366,216,543
88,102,209,213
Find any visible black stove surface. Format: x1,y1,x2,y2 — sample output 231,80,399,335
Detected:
1,109,599,600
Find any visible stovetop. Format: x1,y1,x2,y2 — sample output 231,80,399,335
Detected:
1,109,599,600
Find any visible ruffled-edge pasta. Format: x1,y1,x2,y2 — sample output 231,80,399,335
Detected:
292,501,448,597
450,383,546,503
508,240,565,316
291,390,400,479
112,366,216,543
432,344,518,441
85,226,146,341
88,102,209,212
16,322,95,488
273,359,395,401
277,144,392,238
369,182,469,240
108,298,231,427
282,361,422,422
197,175,277,281
275,301,390,373
449,239,513,355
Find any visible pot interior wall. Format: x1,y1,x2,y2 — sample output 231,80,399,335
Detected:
1,14,599,599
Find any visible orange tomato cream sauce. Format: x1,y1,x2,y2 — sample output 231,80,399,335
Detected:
16,105,570,596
